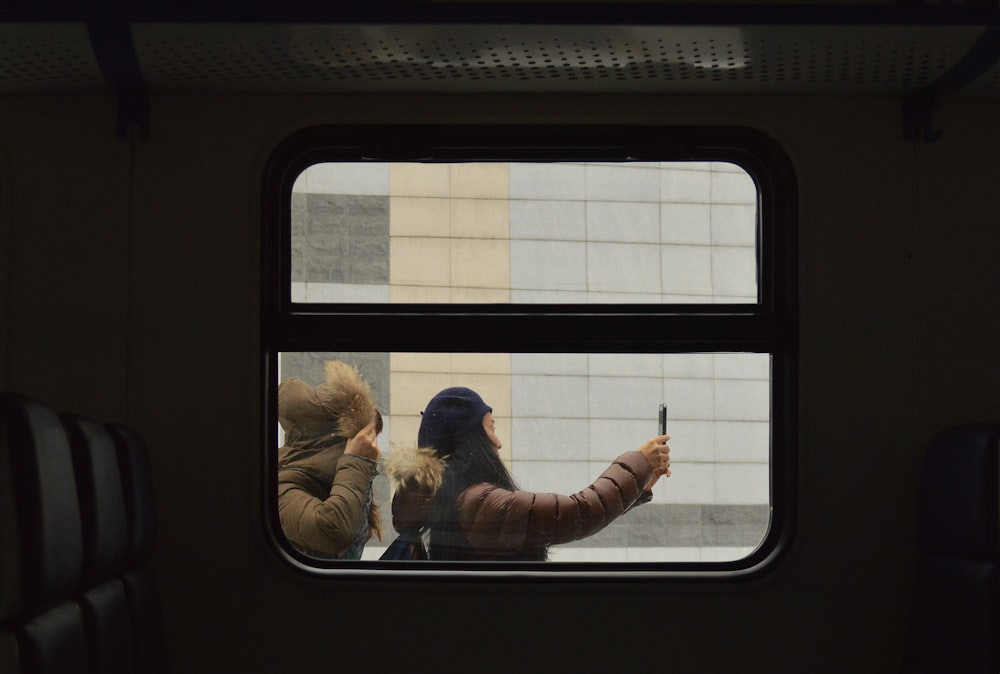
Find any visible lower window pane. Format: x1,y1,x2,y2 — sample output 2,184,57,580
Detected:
276,351,771,563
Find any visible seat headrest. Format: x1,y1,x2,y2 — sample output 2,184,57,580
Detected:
62,413,130,586
106,423,158,567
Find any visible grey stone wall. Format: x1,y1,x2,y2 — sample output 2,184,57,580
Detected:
290,194,389,285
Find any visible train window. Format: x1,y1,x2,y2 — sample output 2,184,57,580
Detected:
263,126,797,576
288,161,758,304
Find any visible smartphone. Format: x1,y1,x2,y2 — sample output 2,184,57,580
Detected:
658,403,667,436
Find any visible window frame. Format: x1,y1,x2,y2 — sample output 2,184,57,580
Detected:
261,124,798,579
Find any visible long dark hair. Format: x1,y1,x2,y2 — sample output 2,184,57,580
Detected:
427,425,547,561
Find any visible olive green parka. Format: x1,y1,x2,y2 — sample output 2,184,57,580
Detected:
277,361,382,559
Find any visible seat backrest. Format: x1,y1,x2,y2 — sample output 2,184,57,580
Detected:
106,423,158,569
63,414,130,587
0,393,90,674
107,421,170,674
901,423,1000,674
63,412,137,674
0,393,84,620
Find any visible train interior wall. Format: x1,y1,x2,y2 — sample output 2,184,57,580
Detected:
1,93,998,671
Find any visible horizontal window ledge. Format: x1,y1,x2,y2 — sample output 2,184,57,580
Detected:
267,313,790,352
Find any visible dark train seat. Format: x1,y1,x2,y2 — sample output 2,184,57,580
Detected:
0,393,90,673
107,422,170,674
901,423,1000,674
62,413,137,674
0,393,169,673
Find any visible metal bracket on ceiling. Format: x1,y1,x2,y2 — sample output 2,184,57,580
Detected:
902,91,941,142
903,22,1000,142
86,20,149,139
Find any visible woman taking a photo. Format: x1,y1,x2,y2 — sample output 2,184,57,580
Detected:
385,386,671,561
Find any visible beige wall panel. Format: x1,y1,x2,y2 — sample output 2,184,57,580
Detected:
391,352,454,373
451,352,511,374
450,287,510,303
389,284,452,302
390,196,450,237
450,162,509,199
390,163,450,197
450,238,509,289
390,370,453,415
389,415,422,451
457,373,511,418
390,237,450,286
450,198,509,239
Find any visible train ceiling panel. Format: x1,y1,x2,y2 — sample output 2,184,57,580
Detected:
0,4,999,101
0,23,106,92
128,23,985,95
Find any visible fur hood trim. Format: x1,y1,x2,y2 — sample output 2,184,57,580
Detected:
321,360,378,439
278,360,379,441
384,445,446,494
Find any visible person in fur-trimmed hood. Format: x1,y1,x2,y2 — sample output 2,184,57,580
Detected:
277,360,383,560
384,387,671,561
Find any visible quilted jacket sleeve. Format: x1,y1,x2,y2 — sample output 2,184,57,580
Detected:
454,451,654,557
277,454,377,557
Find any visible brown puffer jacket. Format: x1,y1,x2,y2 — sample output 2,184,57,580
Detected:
384,446,653,560
277,361,381,559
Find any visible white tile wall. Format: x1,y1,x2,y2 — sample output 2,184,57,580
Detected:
715,380,770,421
711,204,757,246
666,419,716,463
509,163,585,200
715,463,769,503
711,245,758,298
587,201,660,243
585,164,661,202
512,353,589,376
715,421,770,463
511,374,589,418
586,242,662,294
298,282,390,303
510,240,587,291
587,418,659,461
711,167,757,203
663,378,716,420
714,353,770,379
509,289,593,303
294,162,389,195
661,202,712,245
661,167,711,202
589,376,663,420
589,353,664,377
509,199,586,240
655,462,715,504
661,244,714,296
663,353,715,379
510,417,588,461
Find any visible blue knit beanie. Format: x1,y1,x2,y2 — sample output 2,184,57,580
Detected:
418,387,493,453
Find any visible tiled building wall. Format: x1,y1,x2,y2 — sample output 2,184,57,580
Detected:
285,161,768,561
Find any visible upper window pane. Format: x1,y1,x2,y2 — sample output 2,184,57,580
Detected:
290,161,758,304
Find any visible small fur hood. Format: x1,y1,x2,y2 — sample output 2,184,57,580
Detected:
383,445,446,535
278,360,379,445
383,445,446,495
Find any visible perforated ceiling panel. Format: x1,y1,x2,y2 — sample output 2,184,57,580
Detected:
130,23,984,94
0,24,107,92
